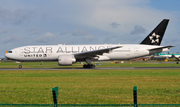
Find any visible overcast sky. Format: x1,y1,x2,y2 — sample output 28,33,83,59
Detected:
0,0,180,57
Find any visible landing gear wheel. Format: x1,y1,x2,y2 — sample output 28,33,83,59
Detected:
91,64,95,68
19,65,22,69
83,64,95,68
83,64,86,68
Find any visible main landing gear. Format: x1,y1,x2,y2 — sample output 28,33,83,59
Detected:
83,58,95,68
83,64,95,68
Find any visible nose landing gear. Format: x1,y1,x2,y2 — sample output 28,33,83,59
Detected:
19,65,22,69
16,62,22,69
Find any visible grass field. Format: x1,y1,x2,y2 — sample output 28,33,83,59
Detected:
0,69,179,104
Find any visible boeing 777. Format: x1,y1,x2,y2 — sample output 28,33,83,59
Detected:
5,19,175,68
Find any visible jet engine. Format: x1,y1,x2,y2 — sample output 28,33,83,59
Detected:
58,55,76,66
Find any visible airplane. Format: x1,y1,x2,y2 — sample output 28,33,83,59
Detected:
5,19,175,68
153,52,180,61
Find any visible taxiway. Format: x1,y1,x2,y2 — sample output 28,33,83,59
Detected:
1,67,180,70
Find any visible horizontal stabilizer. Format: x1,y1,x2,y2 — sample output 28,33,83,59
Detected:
148,46,175,51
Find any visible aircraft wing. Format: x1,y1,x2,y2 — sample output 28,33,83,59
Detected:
74,46,122,58
148,46,175,51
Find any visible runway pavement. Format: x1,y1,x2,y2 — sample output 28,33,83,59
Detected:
1,67,180,70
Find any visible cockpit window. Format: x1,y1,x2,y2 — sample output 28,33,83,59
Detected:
8,51,12,53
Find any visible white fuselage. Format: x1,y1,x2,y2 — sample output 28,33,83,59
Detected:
5,44,169,62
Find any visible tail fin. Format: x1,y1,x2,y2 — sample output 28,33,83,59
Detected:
140,19,169,45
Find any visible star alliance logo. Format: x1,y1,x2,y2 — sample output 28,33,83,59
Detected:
149,32,160,43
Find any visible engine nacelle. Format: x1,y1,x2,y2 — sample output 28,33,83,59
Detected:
58,55,76,66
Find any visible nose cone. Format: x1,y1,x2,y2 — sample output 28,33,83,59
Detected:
5,53,10,59
5,53,13,60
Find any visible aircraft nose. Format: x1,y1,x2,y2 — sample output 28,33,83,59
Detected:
5,53,9,59
5,53,12,60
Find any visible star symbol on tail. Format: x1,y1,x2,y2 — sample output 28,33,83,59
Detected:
149,33,160,43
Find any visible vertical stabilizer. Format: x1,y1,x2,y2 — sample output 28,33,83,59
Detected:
140,19,169,45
